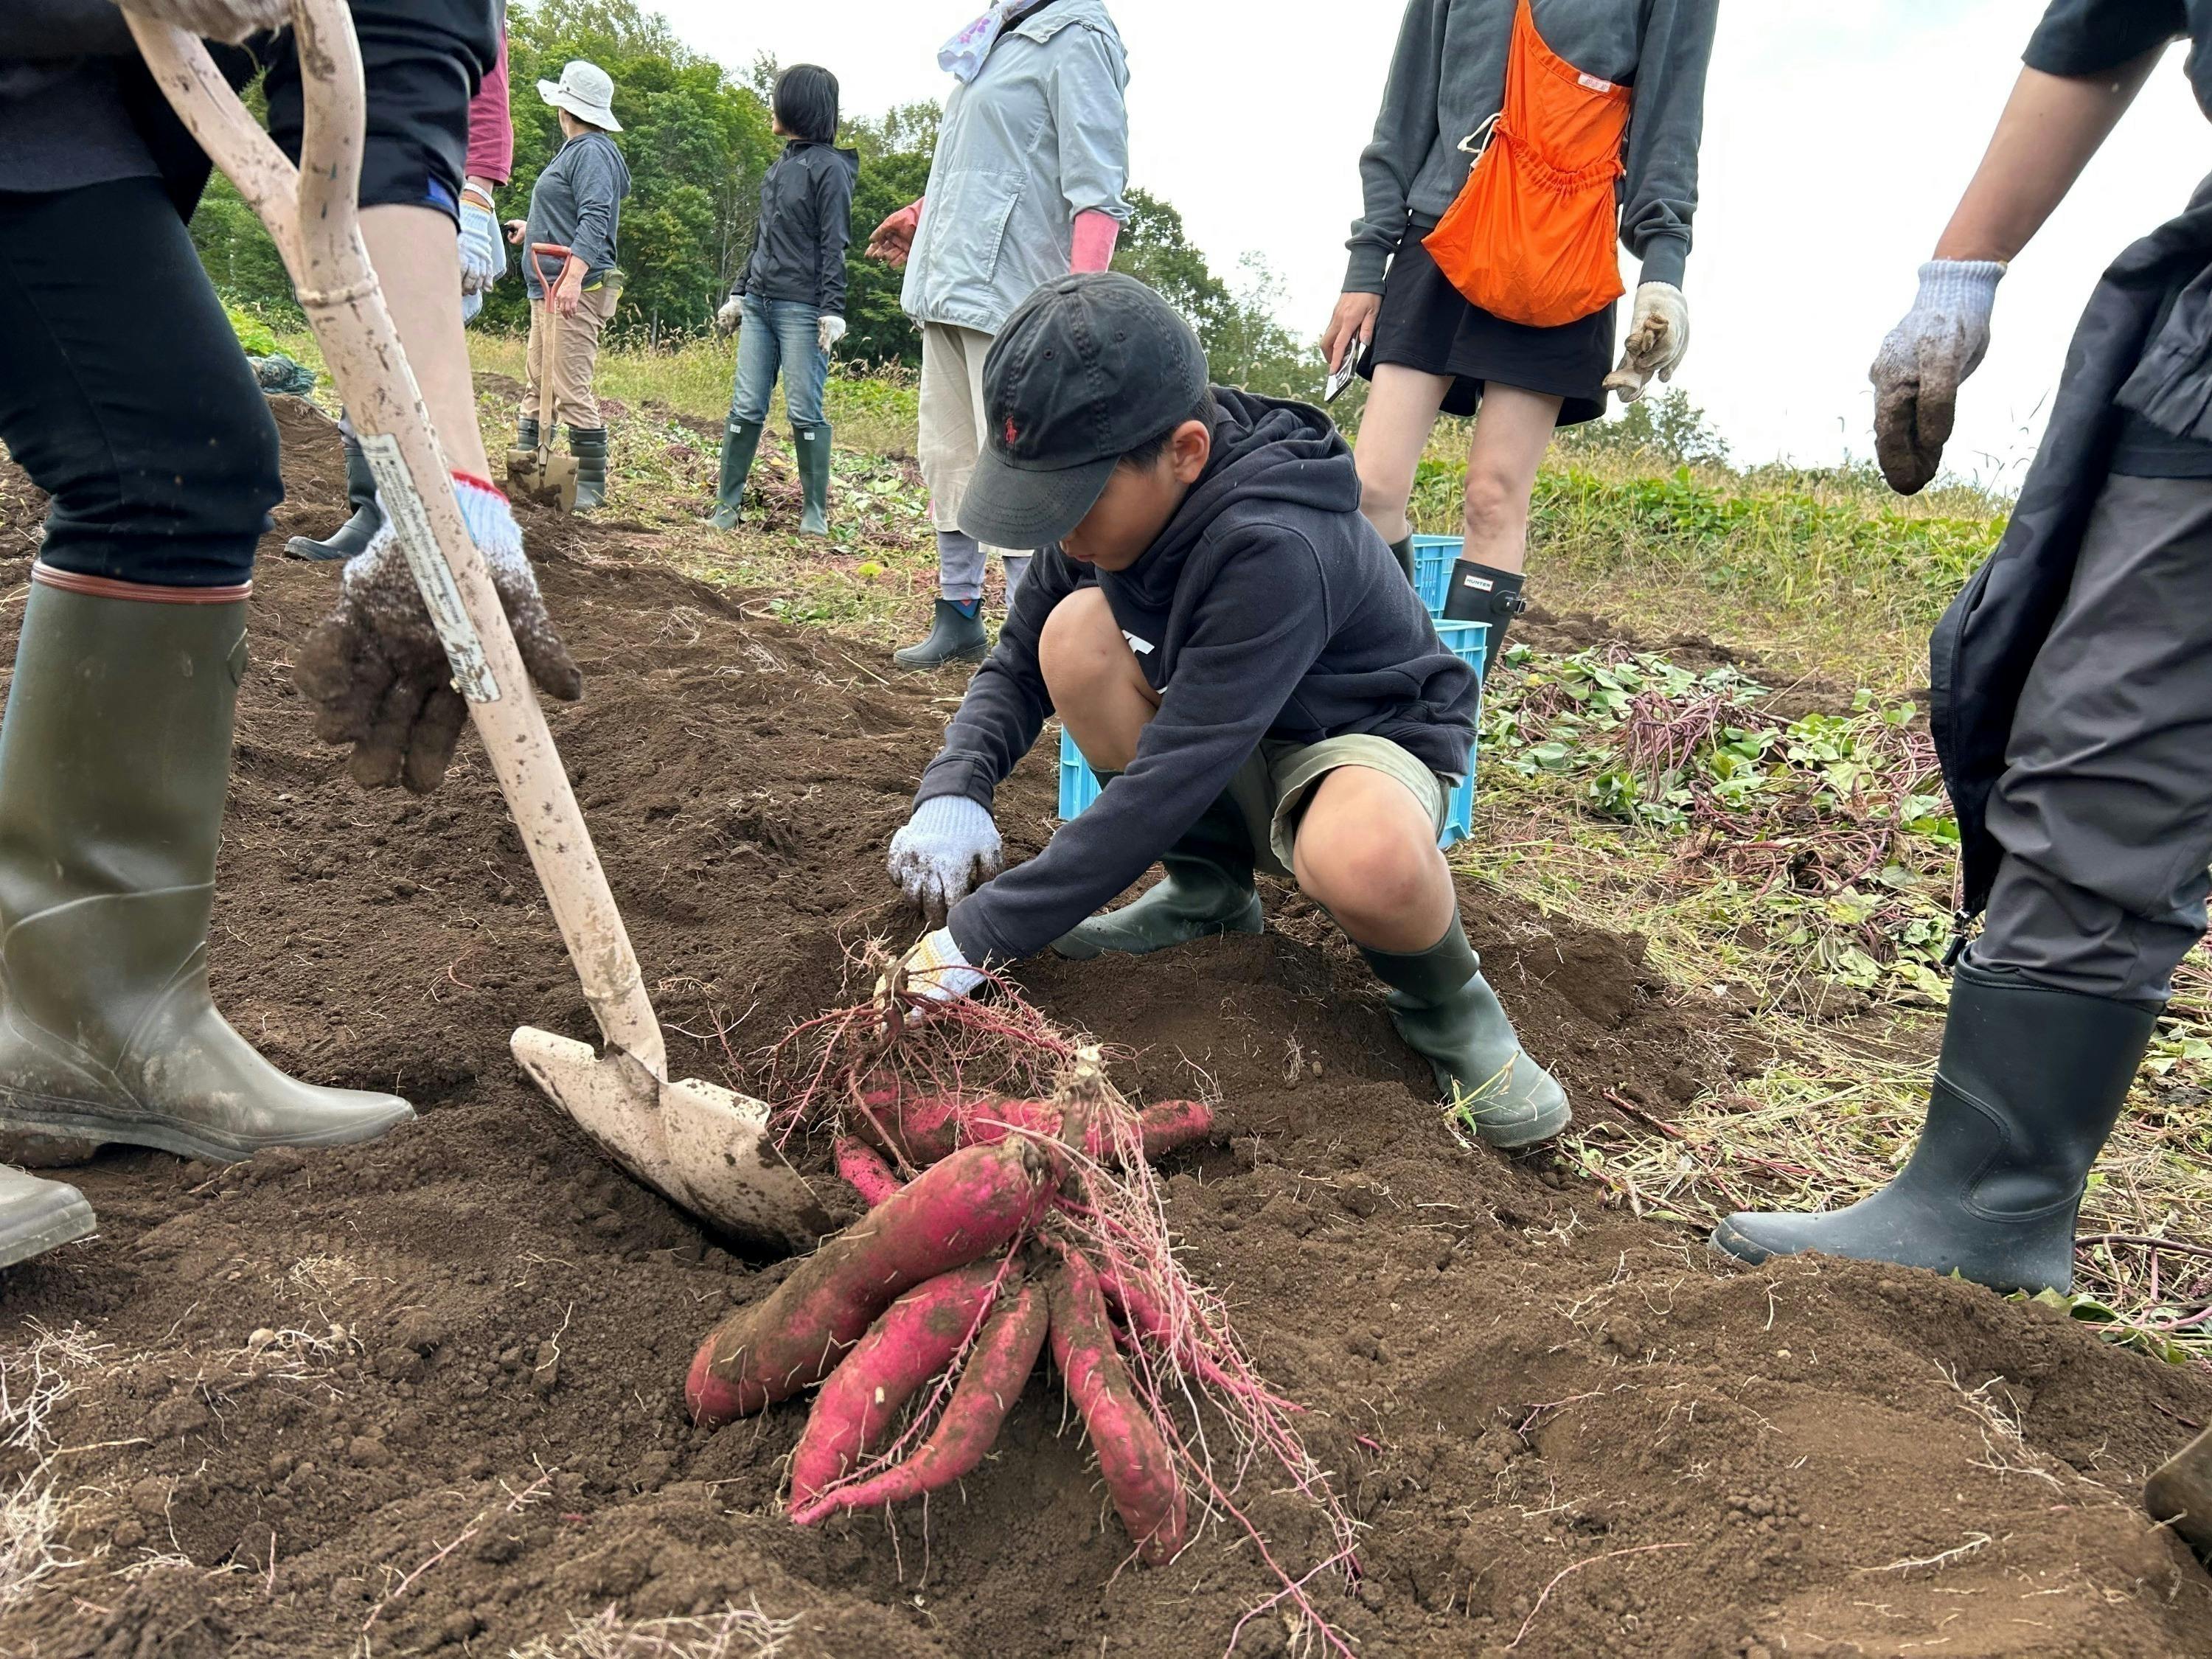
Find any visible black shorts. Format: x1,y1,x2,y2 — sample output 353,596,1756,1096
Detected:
1360,225,1616,427
258,0,499,223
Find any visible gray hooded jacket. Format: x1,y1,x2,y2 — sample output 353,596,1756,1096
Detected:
1346,0,1718,296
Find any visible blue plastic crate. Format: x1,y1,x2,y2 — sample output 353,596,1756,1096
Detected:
1411,535,1463,617
1058,620,1488,849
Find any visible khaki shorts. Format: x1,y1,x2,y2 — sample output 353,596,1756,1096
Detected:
1225,734,1453,878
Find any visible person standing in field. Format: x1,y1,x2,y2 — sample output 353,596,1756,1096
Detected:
866,0,1132,671
710,64,858,540
1322,0,1718,671
1703,0,2212,1550
507,59,630,512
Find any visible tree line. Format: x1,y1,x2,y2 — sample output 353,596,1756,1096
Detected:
189,0,1314,397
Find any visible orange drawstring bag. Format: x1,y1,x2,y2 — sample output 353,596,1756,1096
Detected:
1422,0,1631,329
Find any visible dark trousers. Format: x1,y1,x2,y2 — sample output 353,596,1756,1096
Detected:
1970,471,2212,1006
0,178,279,589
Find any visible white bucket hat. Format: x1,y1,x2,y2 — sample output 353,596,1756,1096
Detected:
538,60,622,133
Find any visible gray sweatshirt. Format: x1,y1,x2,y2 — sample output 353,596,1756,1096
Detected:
524,131,631,296
1346,0,1718,296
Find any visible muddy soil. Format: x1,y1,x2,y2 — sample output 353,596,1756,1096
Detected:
0,402,2208,1658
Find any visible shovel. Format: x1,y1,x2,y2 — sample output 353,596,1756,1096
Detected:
507,243,580,512
127,0,831,1255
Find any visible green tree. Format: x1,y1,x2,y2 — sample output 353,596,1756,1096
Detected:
840,101,939,369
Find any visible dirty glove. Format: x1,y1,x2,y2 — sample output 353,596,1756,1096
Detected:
1871,260,2005,495
714,296,743,338
880,928,986,1009
887,795,1001,920
1603,282,1689,404
817,314,846,355
106,0,288,42
459,198,504,298
296,473,582,794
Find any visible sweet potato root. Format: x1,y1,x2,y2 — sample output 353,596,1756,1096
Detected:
790,1277,1051,1525
832,1136,905,1208
855,1091,1215,1169
1048,1248,1189,1565
788,1260,1006,1509
686,1137,1056,1427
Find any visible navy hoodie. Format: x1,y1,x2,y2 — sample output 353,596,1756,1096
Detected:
918,387,1478,965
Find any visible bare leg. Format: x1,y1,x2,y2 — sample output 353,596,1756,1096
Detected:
1291,766,1456,951
1352,364,1453,544
361,205,490,480
1461,383,1563,577
1037,588,1157,769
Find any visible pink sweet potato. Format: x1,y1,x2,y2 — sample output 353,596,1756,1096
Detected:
1048,1248,1189,1565
832,1136,905,1208
686,1137,1056,1427
788,1260,1006,1509
790,1276,1050,1525
855,1093,1215,1169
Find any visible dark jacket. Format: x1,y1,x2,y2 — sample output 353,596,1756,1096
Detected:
524,130,630,295
919,388,1479,965
734,139,859,316
1933,1,2212,919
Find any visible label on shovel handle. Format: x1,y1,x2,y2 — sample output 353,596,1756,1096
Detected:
356,433,502,704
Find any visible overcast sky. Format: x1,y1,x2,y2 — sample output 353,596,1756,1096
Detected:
647,0,2202,481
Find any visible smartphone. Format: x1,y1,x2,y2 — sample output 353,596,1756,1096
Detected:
1325,334,1368,405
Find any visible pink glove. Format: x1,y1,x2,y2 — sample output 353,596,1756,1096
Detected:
1071,210,1120,275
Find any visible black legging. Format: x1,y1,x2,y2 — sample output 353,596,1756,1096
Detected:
0,177,279,589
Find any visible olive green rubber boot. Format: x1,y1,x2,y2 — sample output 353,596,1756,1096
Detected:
1359,917,1571,1149
710,417,764,532
568,425,610,511
793,422,832,538
1054,783,1263,959
0,571,414,1163
0,1165,95,1269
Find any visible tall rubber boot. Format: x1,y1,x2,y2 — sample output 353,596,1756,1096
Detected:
1441,559,1528,675
1710,961,2155,1295
1388,535,1416,582
0,1165,94,1269
710,417,764,532
1360,917,1571,1149
893,598,989,670
793,422,832,538
1054,786,1263,959
285,428,383,562
515,414,540,453
0,569,415,1163
568,425,610,511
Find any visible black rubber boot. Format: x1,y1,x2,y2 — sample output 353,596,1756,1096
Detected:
1388,535,1416,582
568,425,610,511
285,428,382,562
1441,559,1528,675
516,414,541,453
0,571,415,1163
1054,785,1263,959
1710,961,2157,1295
793,422,832,538
893,599,989,670
1360,917,1571,1149
710,418,764,531
0,1164,94,1269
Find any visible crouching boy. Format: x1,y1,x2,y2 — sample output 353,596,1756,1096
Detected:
883,274,1568,1147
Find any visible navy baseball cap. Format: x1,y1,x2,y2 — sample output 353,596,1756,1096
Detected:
958,272,1211,549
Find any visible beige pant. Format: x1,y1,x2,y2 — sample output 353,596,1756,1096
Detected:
1226,733,1453,877
523,283,621,432
919,321,1028,564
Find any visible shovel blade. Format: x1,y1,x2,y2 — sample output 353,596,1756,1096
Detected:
512,1026,831,1254
506,450,579,513
2148,1423,2212,1557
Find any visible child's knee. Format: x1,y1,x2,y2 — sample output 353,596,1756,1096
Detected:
1357,447,1414,515
1296,809,1438,924
1461,462,1522,536
1038,588,1130,702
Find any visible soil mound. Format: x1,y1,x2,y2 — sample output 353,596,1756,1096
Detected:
0,407,2207,1656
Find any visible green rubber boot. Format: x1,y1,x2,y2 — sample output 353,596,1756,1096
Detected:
710,417,764,531
793,422,832,538
568,425,610,511
0,1164,95,1269
1054,784,1263,959
1360,917,1571,1149
0,571,415,1163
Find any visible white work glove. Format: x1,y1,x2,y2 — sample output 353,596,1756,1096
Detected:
887,795,1002,921
878,928,987,1009
818,314,847,355
459,199,505,297
1870,260,2005,495
1603,282,1689,404
714,296,743,339
107,0,288,41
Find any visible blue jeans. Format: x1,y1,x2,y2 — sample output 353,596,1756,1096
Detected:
729,295,827,428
